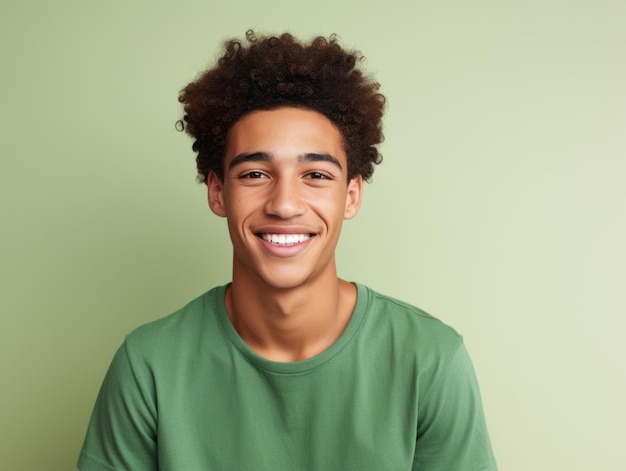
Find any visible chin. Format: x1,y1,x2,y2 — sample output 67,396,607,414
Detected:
255,266,321,291
259,275,310,292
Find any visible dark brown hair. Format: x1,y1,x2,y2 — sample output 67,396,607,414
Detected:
179,30,385,183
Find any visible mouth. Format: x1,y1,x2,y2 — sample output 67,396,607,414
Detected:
257,233,313,246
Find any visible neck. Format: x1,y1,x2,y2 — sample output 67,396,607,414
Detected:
225,267,356,362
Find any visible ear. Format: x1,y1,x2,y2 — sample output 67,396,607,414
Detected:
344,175,363,220
207,171,227,217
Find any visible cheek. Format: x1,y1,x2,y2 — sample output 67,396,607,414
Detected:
308,196,347,225
226,201,259,234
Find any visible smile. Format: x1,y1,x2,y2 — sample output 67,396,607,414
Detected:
258,233,312,246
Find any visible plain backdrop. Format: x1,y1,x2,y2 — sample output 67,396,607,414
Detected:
1,1,625,470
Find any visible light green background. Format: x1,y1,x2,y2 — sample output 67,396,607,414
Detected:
1,1,625,470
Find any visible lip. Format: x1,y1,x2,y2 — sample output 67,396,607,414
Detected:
259,233,310,245
254,228,316,257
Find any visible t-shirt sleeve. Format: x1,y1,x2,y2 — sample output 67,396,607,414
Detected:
413,342,498,471
78,341,158,471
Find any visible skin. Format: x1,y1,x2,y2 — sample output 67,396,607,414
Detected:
207,107,363,362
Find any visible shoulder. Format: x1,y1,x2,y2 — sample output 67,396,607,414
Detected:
357,283,463,355
122,285,225,359
353,284,479,414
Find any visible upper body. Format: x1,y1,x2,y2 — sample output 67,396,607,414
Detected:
78,284,497,471
79,32,497,470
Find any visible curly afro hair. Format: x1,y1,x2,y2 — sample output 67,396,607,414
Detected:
178,30,385,183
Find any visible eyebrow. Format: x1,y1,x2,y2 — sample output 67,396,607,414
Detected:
228,152,271,170
228,152,343,170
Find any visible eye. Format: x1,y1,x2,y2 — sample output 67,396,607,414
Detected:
240,171,267,179
306,171,331,180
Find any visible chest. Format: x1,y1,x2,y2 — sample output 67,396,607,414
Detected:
154,354,419,470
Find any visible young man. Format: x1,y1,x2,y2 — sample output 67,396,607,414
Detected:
78,32,497,470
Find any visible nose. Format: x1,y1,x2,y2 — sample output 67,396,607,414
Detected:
264,178,306,219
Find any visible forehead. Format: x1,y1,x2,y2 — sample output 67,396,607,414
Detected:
225,107,346,163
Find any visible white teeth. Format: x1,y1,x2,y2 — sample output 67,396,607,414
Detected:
261,233,310,245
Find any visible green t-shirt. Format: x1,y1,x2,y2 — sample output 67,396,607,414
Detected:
78,284,497,470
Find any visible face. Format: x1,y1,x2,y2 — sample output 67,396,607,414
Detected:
207,107,362,291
